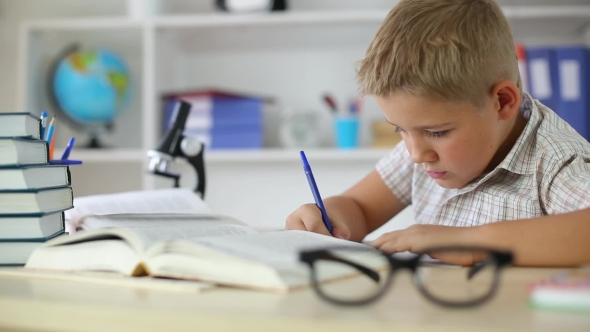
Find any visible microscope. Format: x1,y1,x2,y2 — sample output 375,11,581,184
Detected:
147,100,206,198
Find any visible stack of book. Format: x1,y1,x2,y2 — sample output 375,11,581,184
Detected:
162,89,265,149
0,112,73,266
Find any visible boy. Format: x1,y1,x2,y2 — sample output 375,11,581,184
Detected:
286,0,590,267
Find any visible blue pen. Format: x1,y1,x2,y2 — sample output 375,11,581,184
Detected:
40,111,48,139
61,137,75,160
49,159,82,165
300,151,334,234
349,99,356,115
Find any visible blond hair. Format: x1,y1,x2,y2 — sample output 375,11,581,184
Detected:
357,0,521,107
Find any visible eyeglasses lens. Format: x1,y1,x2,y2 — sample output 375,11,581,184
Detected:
415,249,498,303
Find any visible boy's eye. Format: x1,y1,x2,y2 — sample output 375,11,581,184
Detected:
426,130,449,138
395,126,405,133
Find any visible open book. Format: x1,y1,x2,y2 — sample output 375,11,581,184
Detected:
65,188,220,231
26,189,378,292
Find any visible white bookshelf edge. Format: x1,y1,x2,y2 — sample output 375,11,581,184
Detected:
21,6,590,31
62,148,392,163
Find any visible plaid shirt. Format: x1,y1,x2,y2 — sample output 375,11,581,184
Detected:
376,93,590,226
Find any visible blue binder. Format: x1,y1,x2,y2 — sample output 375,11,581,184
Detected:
526,47,560,112
555,46,590,140
162,93,264,149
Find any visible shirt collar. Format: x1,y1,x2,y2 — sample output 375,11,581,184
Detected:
455,94,538,194
492,93,539,176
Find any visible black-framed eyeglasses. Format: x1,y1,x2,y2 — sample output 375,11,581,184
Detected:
299,246,514,308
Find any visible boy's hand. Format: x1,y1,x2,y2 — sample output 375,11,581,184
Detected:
285,203,351,239
371,224,480,265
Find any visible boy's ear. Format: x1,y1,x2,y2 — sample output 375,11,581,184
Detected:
491,80,521,120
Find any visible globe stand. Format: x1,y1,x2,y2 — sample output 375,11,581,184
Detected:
86,136,104,149
83,123,112,149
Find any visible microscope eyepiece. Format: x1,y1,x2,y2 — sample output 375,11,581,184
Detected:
156,100,192,157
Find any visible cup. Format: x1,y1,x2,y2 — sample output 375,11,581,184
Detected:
334,116,359,149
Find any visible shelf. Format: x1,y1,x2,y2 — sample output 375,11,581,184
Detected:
61,148,147,162
61,148,392,163
154,11,386,28
502,6,590,19
202,148,391,163
157,6,590,28
24,17,145,30
22,6,590,30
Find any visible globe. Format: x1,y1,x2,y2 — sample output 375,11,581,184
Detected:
49,45,132,147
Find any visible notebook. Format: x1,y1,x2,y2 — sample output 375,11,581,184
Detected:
0,211,65,239
0,230,66,266
529,269,590,313
0,164,71,190
0,138,48,166
0,186,73,215
0,112,42,140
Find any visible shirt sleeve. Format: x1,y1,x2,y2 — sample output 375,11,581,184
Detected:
543,156,590,214
375,141,414,206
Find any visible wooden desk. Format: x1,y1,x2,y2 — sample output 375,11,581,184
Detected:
0,267,588,332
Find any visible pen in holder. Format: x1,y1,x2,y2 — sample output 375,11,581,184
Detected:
324,93,362,149
334,116,359,149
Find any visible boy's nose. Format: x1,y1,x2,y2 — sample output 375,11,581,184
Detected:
407,138,437,164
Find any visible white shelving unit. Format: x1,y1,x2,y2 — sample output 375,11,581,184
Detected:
16,3,590,200
61,147,393,163
19,6,590,29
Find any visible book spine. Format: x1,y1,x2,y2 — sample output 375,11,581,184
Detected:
44,140,49,163
0,229,66,243
60,211,65,233
37,119,42,141
66,166,72,185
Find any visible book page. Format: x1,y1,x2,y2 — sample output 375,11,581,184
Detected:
67,188,212,227
193,230,368,267
125,222,258,249
176,230,385,289
45,221,258,252
81,213,246,231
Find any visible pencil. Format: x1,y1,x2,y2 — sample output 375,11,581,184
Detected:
47,117,56,160
49,137,56,160
44,116,55,142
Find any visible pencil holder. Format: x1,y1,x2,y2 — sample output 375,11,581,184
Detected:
334,116,359,149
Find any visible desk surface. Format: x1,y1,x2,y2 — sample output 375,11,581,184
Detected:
0,267,589,332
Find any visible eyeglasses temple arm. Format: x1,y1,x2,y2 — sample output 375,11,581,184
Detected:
318,253,381,283
467,262,486,280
